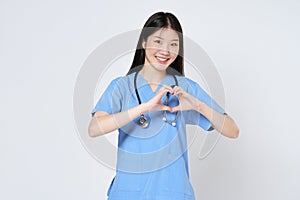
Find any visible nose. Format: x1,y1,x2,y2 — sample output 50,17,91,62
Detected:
159,43,170,55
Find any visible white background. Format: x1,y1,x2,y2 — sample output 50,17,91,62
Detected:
1,0,299,199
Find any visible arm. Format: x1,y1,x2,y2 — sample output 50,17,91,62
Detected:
88,103,151,137
196,101,239,138
171,85,239,139
88,86,173,137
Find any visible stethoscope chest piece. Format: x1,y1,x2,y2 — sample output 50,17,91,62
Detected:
138,114,149,128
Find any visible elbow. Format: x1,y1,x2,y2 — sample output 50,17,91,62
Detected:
231,127,239,139
225,115,239,139
223,124,239,139
88,115,109,137
88,126,97,137
88,123,104,138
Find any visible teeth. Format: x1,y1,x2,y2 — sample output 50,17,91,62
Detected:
156,57,168,61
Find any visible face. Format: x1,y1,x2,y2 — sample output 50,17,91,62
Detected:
142,28,180,72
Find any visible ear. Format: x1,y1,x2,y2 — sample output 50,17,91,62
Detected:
142,39,146,49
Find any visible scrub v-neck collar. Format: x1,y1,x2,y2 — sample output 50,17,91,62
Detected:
137,72,170,94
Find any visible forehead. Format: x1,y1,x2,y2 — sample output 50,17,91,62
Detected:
149,28,179,41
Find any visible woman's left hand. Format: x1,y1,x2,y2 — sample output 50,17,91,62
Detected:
170,86,200,112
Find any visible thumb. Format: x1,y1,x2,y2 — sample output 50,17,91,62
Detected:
161,105,172,112
171,105,181,113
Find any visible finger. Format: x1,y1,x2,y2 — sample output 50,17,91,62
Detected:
156,102,171,111
174,87,188,97
171,105,182,112
157,87,173,96
173,87,183,96
172,85,181,94
173,90,184,96
161,84,173,91
161,105,172,112
160,85,174,94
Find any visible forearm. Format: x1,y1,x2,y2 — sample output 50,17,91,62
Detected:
196,101,239,138
89,103,151,137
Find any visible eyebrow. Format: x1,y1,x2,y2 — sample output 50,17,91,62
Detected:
153,36,179,41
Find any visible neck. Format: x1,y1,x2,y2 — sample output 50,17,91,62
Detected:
139,64,167,84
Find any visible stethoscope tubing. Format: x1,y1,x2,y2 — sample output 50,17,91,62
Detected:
134,67,178,128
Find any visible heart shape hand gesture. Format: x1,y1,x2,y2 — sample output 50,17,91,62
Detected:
170,85,199,112
145,85,199,113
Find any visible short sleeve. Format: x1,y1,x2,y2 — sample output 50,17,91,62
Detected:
184,78,226,131
91,77,123,117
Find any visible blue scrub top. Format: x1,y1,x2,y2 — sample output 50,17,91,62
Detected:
91,72,226,200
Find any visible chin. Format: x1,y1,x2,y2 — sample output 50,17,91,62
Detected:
152,63,169,71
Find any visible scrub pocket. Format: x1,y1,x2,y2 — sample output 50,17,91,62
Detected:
114,171,145,192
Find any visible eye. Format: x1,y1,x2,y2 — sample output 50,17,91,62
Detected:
171,43,178,47
154,40,161,44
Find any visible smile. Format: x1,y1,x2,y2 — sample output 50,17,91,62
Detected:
156,56,170,63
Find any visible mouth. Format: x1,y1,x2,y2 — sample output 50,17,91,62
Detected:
155,56,170,64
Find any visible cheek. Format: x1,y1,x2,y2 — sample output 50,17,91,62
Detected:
170,52,179,60
170,47,179,56
145,48,160,56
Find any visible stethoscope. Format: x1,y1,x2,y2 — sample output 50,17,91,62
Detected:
134,69,179,128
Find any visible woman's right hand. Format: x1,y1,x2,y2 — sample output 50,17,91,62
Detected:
144,85,174,112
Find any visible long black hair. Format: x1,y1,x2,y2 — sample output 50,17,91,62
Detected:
126,12,184,76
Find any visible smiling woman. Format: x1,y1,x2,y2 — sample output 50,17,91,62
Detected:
142,29,179,68
139,28,180,92
88,11,239,200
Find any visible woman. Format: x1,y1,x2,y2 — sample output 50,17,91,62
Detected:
88,11,239,200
